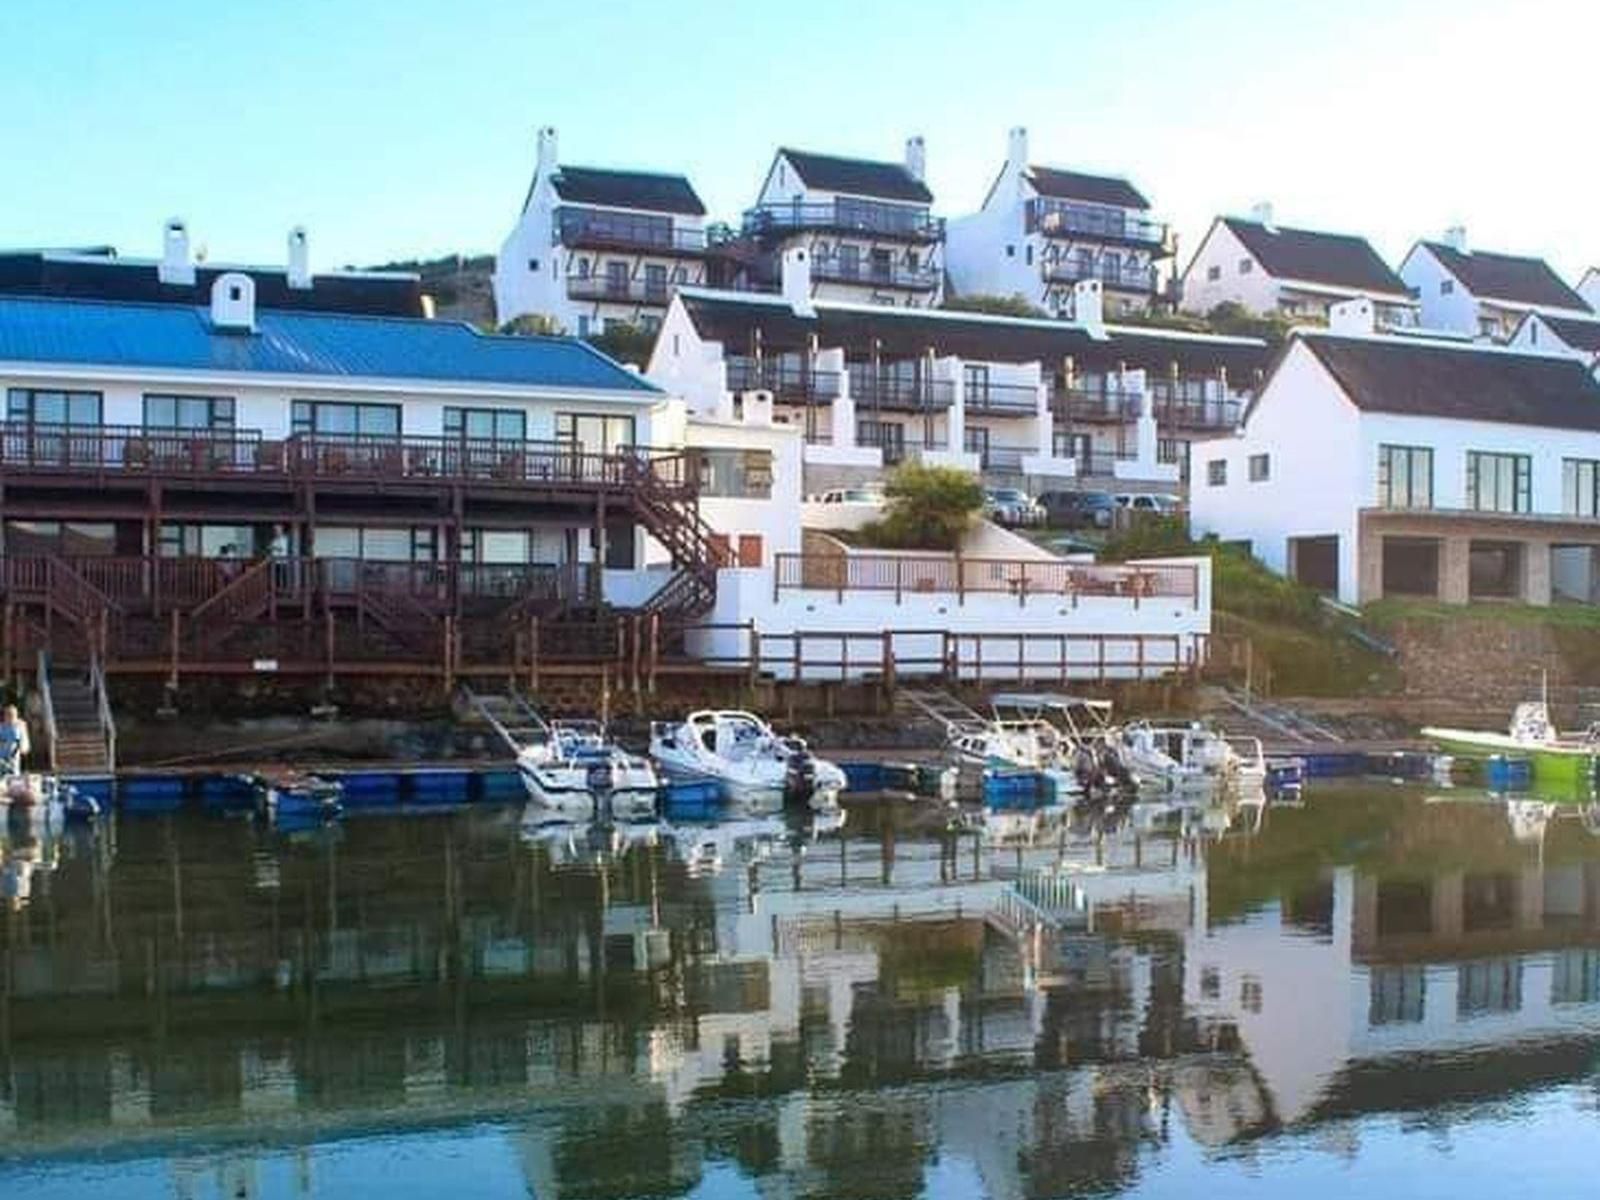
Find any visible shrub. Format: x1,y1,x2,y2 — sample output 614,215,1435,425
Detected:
857,464,984,551
940,292,1048,318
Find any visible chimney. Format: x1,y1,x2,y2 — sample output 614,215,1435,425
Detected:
1250,201,1275,232
537,126,559,178
419,294,437,320
1328,296,1376,336
159,217,194,285
781,246,814,316
904,135,926,183
1444,224,1468,254
286,226,311,289
1072,278,1104,334
1006,126,1029,177
210,272,257,333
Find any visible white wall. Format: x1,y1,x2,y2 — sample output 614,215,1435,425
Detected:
1179,222,1281,316
1187,340,1364,601
1398,244,1479,336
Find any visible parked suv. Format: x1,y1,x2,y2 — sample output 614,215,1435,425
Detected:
983,487,1045,528
1039,489,1116,530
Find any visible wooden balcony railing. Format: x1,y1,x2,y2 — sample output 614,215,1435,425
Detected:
773,553,1199,607
742,201,945,243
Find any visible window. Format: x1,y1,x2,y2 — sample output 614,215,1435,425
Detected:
737,534,764,568
1378,444,1433,509
644,263,668,301
158,522,260,558
316,525,439,562
577,315,591,338
444,407,526,442
555,412,636,454
1466,451,1531,514
1206,264,1221,282
527,258,540,273
143,394,235,430
1248,453,1270,482
1563,458,1600,517
1441,278,1454,295
692,448,773,498
963,363,990,405
1206,459,1227,486
7,388,102,426
1238,258,1253,275
605,260,629,296
837,244,860,280
4,519,115,556
1024,245,1033,266
1005,244,1015,258
291,401,400,438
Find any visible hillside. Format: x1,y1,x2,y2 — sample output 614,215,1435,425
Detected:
364,253,496,326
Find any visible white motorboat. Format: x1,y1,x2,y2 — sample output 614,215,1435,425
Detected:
649,710,846,811
1116,722,1267,793
518,720,661,823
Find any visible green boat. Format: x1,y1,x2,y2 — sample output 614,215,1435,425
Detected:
1423,702,1599,790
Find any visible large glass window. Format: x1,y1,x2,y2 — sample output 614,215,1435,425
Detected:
1377,444,1433,509
7,388,102,426
555,412,635,454
157,523,258,558
312,526,434,561
4,519,115,556
692,448,774,498
144,394,235,430
291,401,401,438
444,407,527,442
1466,451,1531,514
1563,458,1600,518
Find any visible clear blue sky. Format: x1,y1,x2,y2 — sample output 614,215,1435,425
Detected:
4,0,1598,277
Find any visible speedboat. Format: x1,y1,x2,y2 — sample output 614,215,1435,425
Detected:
649,710,845,812
1424,702,1599,790
255,770,344,822
987,693,1136,794
517,720,661,823
1116,722,1266,793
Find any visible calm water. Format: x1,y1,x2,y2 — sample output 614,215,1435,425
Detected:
2,787,1600,1199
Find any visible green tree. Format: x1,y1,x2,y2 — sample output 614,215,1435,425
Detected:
941,292,1048,319
585,322,657,366
858,464,985,551
496,313,563,336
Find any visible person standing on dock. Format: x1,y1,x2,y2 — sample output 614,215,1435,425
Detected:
0,704,31,774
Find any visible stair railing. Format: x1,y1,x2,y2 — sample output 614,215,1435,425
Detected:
35,650,57,772
91,652,116,773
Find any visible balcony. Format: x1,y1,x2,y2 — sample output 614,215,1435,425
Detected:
849,372,956,413
858,424,948,466
555,207,708,257
1150,397,1242,431
742,200,944,243
1052,385,1143,423
725,356,842,404
811,256,940,292
963,380,1040,416
565,274,675,305
1025,198,1169,250
1042,258,1159,293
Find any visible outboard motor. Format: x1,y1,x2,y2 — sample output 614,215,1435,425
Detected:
1074,743,1102,794
586,757,617,826
1096,740,1135,791
784,746,818,804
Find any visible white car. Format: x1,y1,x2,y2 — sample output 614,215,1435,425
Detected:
816,485,886,505
1114,493,1183,515
984,487,1046,527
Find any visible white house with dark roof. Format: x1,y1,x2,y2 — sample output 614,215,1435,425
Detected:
1576,268,1600,313
1190,298,1600,606
494,127,712,337
734,142,943,308
946,127,1173,319
1399,227,1593,343
1510,309,1600,369
1179,206,1418,327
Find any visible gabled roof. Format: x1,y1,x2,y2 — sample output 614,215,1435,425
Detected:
1026,167,1148,210
1220,218,1409,297
0,251,425,318
677,290,1268,379
1532,311,1600,354
777,148,932,204
1419,241,1590,312
0,295,660,393
550,166,706,216
1300,331,1600,431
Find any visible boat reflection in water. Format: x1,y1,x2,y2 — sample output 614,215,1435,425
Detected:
4,783,1600,1198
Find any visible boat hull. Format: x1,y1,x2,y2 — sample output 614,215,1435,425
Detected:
1424,729,1596,790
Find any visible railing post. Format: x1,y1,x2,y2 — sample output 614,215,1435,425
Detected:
955,551,965,605
169,609,180,690
895,557,903,605
748,620,760,688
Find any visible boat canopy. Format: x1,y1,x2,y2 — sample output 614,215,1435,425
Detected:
990,693,1113,713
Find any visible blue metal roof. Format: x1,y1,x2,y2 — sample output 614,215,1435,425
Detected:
0,295,660,393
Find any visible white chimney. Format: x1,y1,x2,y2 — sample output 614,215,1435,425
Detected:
287,226,311,289
210,272,257,332
1444,224,1468,254
1072,278,1104,334
537,126,559,177
159,217,194,285
1006,126,1029,177
904,135,926,183
1328,296,1376,336
1250,201,1275,231
781,246,814,316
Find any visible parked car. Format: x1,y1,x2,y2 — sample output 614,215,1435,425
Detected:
984,487,1045,528
1038,489,1116,530
816,485,886,505
1114,492,1183,515
1042,534,1097,558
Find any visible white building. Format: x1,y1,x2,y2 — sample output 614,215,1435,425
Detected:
648,250,1266,496
946,127,1173,319
1189,298,1600,607
1577,267,1600,312
494,127,712,337
1509,309,1600,370
733,142,944,308
1179,206,1417,327
1399,227,1593,343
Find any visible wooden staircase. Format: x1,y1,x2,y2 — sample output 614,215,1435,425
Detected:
629,459,726,618
40,658,116,774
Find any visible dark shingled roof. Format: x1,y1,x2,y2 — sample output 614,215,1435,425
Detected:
1303,333,1600,430
678,292,1268,379
778,149,932,204
551,166,706,216
1221,218,1409,296
1421,241,1590,312
0,251,424,318
1536,312,1600,353
1027,167,1149,210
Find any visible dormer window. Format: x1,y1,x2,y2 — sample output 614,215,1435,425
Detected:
1441,279,1454,295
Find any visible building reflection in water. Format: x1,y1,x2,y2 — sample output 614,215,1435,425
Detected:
2,789,1600,1198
